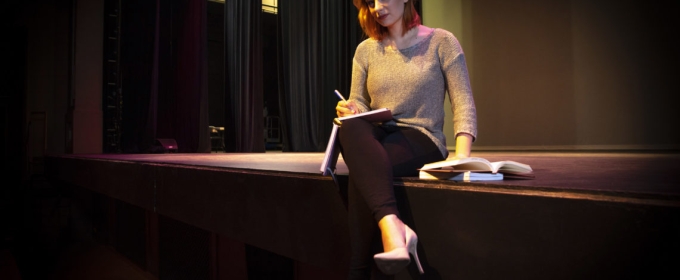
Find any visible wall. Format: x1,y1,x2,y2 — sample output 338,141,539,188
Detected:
424,0,679,151
72,0,103,153
23,0,103,156
25,0,68,157
422,0,468,152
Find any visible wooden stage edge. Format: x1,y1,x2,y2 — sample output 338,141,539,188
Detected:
44,151,680,279
46,151,680,205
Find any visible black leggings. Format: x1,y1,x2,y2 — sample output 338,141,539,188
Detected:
338,118,445,279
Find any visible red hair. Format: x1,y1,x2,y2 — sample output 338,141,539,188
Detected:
353,0,421,40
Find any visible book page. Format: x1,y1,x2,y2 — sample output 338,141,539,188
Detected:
338,108,392,122
420,157,493,171
490,160,533,174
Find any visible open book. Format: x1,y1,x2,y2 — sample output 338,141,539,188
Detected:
337,108,392,123
320,108,393,175
419,157,534,180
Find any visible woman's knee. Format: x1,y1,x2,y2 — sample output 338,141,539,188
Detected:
339,118,371,143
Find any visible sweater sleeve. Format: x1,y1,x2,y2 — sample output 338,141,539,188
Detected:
439,33,478,141
348,41,372,114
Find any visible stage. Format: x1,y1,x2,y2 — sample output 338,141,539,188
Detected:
44,151,680,279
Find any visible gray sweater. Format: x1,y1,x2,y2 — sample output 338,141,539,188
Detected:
348,28,478,157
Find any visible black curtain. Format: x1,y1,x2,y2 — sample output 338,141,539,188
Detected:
277,0,361,152
224,0,265,153
120,0,210,153
158,0,210,153
120,0,157,153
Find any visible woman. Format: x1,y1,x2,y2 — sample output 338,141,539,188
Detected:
336,0,477,278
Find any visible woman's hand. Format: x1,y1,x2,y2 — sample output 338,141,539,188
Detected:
336,100,357,117
454,133,473,159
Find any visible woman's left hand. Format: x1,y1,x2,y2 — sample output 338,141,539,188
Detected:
454,133,473,158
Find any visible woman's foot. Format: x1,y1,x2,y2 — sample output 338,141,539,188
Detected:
378,214,406,252
373,215,424,275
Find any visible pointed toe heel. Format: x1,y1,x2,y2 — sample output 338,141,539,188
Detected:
373,225,425,275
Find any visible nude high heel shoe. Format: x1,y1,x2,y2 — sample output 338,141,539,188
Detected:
373,225,424,275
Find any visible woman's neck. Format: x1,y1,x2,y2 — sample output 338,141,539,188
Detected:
385,25,419,50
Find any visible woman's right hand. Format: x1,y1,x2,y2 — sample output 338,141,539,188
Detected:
336,100,357,117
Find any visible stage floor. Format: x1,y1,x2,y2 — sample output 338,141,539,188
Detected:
55,151,680,198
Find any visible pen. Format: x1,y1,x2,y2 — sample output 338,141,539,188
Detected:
335,89,356,114
334,90,346,101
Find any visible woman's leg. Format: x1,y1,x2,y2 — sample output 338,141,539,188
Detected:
340,119,393,279
381,126,445,177
346,176,389,280
340,120,445,221
339,119,396,221
339,119,444,279
375,126,445,266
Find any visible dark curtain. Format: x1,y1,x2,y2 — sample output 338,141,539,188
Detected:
224,0,265,152
277,0,361,152
158,0,210,153
145,0,160,151
120,0,210,153
120,0,157,153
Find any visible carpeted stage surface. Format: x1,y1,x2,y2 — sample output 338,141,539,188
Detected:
58,151,680,197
